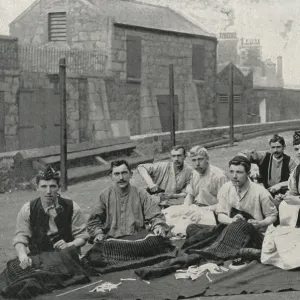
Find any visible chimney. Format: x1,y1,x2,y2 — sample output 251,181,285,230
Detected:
277,56,283,78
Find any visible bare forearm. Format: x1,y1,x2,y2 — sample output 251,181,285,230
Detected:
218,213,233,225
137,166,155,187
67,238,86,248
15,243,28,259
284,195,300,206
259,215,277,227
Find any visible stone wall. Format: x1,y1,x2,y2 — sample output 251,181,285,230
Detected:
0,70,20,151
106,25,217,135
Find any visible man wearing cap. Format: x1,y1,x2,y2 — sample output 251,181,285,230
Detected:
13,166,89,269
137,145,193,206
240,134,297,196
184,145,229,211
216,155,278,231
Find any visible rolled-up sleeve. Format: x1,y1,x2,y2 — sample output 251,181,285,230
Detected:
13,202,31,247
215,184,231,216
260,190,278,218
86,195,107,238
71,202,89,241
239,150,266,166
287,168,298,196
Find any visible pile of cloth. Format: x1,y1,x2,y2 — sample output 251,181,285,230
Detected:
82,233,178,275
0,246,89,299
162,204,216,238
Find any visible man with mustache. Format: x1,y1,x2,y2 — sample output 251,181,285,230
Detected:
137,145,193,206
216,155,278,230
240,134,297,197
87,160,168,242
13,166,88,269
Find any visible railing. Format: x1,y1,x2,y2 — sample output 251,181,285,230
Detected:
0,42,107,76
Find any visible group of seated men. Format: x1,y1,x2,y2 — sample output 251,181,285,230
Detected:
12,130,300,270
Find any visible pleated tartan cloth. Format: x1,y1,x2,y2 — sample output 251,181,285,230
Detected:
82,234,178,274
0,247,89,299
187,220,264,260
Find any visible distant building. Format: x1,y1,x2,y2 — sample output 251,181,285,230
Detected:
217,32,239,64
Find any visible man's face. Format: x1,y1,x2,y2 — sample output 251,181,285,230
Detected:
294,144,300,161
270,141,285,159
191,154,209,174
37,179,59,204
111,164,132,189
171,148,185,168
229,164,249,187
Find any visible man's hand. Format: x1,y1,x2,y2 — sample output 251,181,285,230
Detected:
53,239,69,250
149,184,159,193
19,253,32,270
161,193,175,200
232,214,245,222
248,219,262,228
268,184,281,194
153,225,166,237
273,193,285,206
94,233,106,243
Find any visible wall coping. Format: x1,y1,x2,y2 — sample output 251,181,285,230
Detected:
131,119,300,140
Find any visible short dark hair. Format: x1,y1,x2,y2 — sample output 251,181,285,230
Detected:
36,165,60,185
110,160,131,173
171,145,186,156
269,134,285,147
229,156,251,173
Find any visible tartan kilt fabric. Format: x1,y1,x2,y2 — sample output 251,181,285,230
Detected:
82,234,178,274
0,247,89,299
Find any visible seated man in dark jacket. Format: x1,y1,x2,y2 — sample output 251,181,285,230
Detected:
13,165,89,269
240,133,297,197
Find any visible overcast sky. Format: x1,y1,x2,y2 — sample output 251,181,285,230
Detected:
0,0,299,86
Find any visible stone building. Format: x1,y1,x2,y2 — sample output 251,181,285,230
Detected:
9,0,218,140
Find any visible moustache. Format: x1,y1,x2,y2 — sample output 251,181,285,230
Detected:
117,181,127,183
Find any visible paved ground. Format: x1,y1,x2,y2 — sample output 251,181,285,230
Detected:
0,130,299,299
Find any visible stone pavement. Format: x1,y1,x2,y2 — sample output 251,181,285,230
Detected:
0,130,299,300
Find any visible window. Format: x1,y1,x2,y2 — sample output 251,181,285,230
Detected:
126,35,141,79
218,94,241,103
192,44,205,80
48,12,67,42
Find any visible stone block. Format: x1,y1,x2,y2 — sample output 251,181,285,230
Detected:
5,125,17,135
111,62,123,71
94,130,107,140
8,104,18,115
117,50,126,62
5,115,17,126
68,111,80,120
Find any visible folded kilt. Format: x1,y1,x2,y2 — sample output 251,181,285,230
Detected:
82,234,178,274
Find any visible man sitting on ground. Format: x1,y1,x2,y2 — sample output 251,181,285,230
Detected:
13,166,89,269
184,145,229,211
216,155,278,231
240,134,297,197
137,145,193,206
87,160,168,242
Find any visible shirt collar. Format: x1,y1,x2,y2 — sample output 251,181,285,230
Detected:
234,178,251,200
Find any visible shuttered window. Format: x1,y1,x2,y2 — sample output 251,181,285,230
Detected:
48,12,67,42
218,94,241,103
126,35,141,79
192,44,205,80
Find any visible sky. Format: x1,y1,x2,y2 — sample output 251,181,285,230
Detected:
0,0,299,87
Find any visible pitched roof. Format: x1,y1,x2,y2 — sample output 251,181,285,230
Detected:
88,0,214,38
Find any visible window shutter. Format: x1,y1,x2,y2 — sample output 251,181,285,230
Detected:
126,35,141,79
48,12,67,42
192,44,205,80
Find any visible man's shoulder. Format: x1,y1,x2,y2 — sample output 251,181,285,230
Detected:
219,181,233,192
99,186,115,196
249,181,269,193
210,165,228,178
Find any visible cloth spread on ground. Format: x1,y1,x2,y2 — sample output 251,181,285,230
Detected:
33,261,300,300
134,221,263,280
162,205,216,237
82,234,178,275
0,246,89,299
